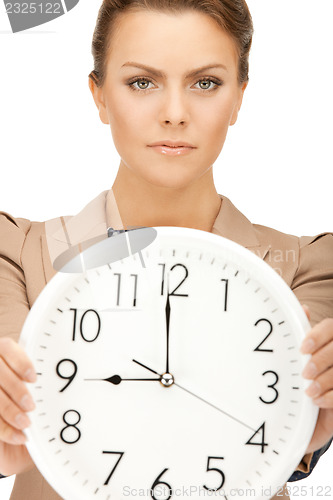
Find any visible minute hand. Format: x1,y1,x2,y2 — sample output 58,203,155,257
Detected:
165,279,171,374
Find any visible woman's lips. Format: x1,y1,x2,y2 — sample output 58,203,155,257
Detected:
148,145,195,156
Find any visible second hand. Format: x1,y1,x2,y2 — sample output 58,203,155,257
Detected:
132,359,256,432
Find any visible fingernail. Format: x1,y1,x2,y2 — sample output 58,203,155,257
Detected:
313,396,325,406
306,381,321,397
300,338,315,354
15,413,31,429
24,369,37,383
13,432,27,444
302,361,317,378
20,394,35,412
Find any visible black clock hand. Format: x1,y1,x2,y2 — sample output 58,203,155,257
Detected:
165,274,171,374
132,359,256,432
84,375,160,385
132,359,174,387
132,359,159,375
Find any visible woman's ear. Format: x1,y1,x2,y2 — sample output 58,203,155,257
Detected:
88,73,110,125
230,81,248,126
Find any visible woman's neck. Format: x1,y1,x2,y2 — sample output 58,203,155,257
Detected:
110,162,222,233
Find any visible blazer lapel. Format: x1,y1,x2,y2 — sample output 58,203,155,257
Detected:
41,191,106,283
41,189,126,283
212,195,271,260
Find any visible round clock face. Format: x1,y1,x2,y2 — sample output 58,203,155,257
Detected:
20,227,318,500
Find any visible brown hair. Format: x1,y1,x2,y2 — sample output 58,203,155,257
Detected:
89,0,254,88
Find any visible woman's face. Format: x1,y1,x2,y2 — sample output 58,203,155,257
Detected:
90,9,247,190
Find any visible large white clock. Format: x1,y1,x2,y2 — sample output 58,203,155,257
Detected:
19,226,318,500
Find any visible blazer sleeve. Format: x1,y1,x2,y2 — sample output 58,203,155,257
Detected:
0,212,32,478
288,232,333,481
0,212,32,343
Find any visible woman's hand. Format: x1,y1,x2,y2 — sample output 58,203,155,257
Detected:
0,337,36,476
301,306,333,454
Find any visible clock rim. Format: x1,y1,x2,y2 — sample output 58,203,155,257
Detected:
19,226,319,500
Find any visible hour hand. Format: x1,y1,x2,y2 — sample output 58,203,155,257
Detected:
85,374,161,385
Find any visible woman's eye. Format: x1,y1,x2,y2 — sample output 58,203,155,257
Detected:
127,77,223,93
127,78,154,92
194,78,222,91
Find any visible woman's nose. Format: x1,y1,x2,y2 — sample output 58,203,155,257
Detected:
158,85,190,126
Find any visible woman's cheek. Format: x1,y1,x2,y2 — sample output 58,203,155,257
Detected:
108,103,134,145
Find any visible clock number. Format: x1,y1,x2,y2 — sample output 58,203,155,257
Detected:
159,263,165,295
150,468,172,500
130,274,138,307
56,359,77,392
253,318,273,352
245,422,268,453
114,273,121,306
203,456,225,491
220,279,228,311
159,263,189,297
259,371,279,404
70,308,101,342
113,273,138,306
102,451,124,485
60,410,81,444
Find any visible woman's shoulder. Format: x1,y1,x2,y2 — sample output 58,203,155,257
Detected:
253,222,333,253
254,222,333,271
0,211,36,267
0,191,109,279
294,231,333,279
0,210,33,233
243,215,332,296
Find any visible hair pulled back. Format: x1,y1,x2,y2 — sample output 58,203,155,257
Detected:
89,0,253,87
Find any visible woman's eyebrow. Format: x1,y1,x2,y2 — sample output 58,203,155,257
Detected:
121,62,228,78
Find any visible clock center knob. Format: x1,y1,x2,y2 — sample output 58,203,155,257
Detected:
160,372,174,387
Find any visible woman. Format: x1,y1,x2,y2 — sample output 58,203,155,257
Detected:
0,1,332,499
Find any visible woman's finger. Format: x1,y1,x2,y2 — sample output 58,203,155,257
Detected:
0,385,31,430
306,365,333,400
313,389,333,408
302,304,311,321
0,337,36,383
0,357,35,413
302,337,333,379
300,318,333,355
0,412,27,445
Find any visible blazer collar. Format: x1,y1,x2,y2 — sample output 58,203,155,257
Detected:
42,190,270,283
212,194,270,260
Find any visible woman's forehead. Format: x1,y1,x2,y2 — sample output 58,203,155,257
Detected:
107,9,239,71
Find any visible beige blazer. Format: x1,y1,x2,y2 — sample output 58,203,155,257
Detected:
1,189,332,500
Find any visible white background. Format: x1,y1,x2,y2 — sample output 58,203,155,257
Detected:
0,0,332,498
